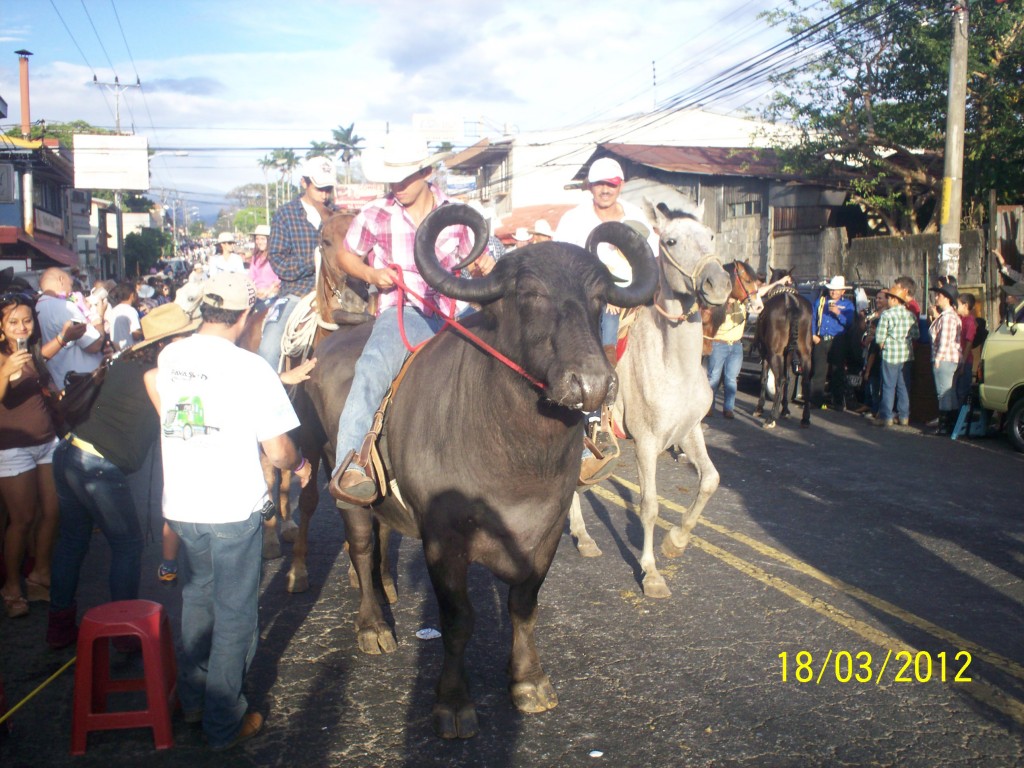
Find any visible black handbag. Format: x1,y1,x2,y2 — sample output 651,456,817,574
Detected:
56,363,108,432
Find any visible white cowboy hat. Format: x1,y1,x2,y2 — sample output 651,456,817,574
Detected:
253,224,271,237
513,227,531,243
217,231,236,244
824,275,848,290
361,133,450,184
530,219,554,238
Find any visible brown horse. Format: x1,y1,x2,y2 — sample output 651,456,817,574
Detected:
701,260,760,356
753,269,813,428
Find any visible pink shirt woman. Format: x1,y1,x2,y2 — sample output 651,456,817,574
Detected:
249,227,280,299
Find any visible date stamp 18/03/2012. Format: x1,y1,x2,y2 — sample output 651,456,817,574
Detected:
778,650,973,685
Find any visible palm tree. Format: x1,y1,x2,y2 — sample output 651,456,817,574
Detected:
258,153,276,221
272,149,298,202
307,141,332,159
331,123,365,184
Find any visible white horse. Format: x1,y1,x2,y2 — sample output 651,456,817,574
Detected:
570,198,732,598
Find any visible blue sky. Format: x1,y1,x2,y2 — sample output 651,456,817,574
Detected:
1,0,787,205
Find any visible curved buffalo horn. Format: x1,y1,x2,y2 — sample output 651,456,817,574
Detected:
585,221,659,308
414,203,504,304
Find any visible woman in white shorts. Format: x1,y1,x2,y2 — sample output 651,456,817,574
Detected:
0,292,76,618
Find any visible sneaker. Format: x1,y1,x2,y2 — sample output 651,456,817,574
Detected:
212,712,264,751
896,417,910,426
157,562,178,587
872,417,893,428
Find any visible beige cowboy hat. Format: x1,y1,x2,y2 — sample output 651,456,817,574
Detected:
361,133,450,184
134,302,201,350
253,224,271,237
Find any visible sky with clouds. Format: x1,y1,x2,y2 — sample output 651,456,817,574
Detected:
1,0,790,205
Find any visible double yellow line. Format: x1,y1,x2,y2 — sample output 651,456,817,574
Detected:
586,478,1024,726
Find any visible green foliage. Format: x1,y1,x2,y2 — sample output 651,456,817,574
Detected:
761,0,1024,235
233,207,267,234
123,227,169,277
4,119,113,145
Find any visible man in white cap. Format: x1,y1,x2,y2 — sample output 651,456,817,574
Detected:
810,275,857,410
154,272,312,750
554,157,659,353
328,133,494,505
259,156,337,368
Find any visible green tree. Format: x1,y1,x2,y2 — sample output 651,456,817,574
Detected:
123,228,169,276
761,1,1024,235
3,118,113,144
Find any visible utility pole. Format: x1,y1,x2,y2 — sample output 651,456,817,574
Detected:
938,1,969,282
92,76,140,278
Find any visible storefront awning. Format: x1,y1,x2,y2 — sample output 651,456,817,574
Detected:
18,234,78,268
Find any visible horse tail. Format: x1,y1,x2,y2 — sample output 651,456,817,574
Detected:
786,295,801,353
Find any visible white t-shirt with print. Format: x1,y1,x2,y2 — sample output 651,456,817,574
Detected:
107,303,141,350
157,334,299,524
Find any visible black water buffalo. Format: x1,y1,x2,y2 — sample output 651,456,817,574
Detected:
304,203,657,738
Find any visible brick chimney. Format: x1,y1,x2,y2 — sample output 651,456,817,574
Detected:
15,49,32,139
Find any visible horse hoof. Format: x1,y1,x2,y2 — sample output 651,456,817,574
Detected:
279,518,299,543
287,569,309,594
575,537,603,558
801,420,810,428
262,536,282,560
763,420,776,430
381,580,399,605
357,623,397,655
642,573,672,599
433,703,478,739
511,677,559,713
661,530,690,559
753,409,762,418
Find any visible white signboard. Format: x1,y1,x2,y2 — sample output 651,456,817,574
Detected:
73,134,150,191
35,208,64,237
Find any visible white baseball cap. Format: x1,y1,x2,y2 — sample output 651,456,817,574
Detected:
301,156,337,188
587,157,624,186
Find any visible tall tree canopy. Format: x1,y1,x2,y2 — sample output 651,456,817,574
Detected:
762,0,1024,235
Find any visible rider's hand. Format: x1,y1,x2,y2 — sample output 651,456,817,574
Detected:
367,267,395,290
279,357,317,386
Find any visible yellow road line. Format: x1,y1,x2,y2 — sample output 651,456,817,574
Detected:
585,482,1024,726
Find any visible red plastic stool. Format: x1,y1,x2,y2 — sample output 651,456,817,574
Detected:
71,600,177,754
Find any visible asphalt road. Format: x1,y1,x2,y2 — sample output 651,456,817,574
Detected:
1,389,1022,767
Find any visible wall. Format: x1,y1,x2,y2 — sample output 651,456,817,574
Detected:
771,229,846,280
846,230,984,290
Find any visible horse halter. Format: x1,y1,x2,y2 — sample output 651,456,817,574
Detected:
654,241,718,322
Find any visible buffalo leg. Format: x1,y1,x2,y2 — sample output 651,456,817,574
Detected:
568,491,602,557
662,425,720,560
424,537,478,739
507,558,559,714
341,506,397,655
635,434,670,598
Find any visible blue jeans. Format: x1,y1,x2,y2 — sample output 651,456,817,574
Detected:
866,368,882,414
878,360,912,421
334,306,444,473
256,294,301,370
168,510,263,748
601,309,620,348
707,341,743,412
50,441,143,612
933,361,959,411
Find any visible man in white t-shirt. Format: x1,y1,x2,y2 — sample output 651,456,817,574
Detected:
105,282,143,350
554,157,660,349
35,268,103,390
150,272,312,751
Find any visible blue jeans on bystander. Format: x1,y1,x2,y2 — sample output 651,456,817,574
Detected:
877,360,912,422
50,441,144,612
168,510,263,749
707,341,743,413
933,360,959,411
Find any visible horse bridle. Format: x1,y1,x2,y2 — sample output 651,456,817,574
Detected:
654,241,719,322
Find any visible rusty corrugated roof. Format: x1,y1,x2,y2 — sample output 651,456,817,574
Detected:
588,144,786,180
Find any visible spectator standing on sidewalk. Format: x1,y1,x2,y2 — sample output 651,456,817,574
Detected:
706,297,746,419
955,292,977,408
153,273,312,750
810,276,856,410
870,285,919,428
928,284,962,436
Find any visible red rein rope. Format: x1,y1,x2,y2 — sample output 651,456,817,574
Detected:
388,265,547,391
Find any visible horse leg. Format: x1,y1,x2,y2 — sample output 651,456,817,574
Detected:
507,528,561,715
568,491,602,557
662,425,719,558
278,468,299,543
341,505,397,655
424,537,478,739
763,354,782,429
780,352,792,418
259,453,282,560
754,360,768,417
287,454,319,593
800,346,813,427
634,436,669,598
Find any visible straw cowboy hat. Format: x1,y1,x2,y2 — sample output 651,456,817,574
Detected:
134,302,201,350
361,133,450,184
217,231,236,244
253,224,271,237
880,285,910,303
824,275,849,290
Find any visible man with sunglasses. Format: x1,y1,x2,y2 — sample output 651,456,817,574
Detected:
258,156,337,369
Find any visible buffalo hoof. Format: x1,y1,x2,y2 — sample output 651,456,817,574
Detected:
347,562,359,590
763,420,777,430
357,623,397,655
661,528,691,559
279,518,299,543
262,535,282,560
574,536,603,558
287,566,309,594
511,677,559,713
433,703,478,739
642,572,672,599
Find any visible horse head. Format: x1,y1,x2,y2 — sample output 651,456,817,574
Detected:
644,199,731,307
728,259,763,313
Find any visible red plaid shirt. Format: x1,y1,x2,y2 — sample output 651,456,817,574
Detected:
345,187,476,317
929,307,962,364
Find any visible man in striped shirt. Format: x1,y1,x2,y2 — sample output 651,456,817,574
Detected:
871,285,919,427
928,283,962,435
328,135,494,505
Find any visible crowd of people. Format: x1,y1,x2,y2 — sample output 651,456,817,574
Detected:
0,139,1017,752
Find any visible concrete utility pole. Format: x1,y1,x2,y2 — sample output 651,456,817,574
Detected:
92,77,140,278
938,1,969,282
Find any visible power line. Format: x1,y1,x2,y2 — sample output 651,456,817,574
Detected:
46,0,116,124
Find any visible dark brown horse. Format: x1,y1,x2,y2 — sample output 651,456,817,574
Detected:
753,268,813,428
701,260,760,356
